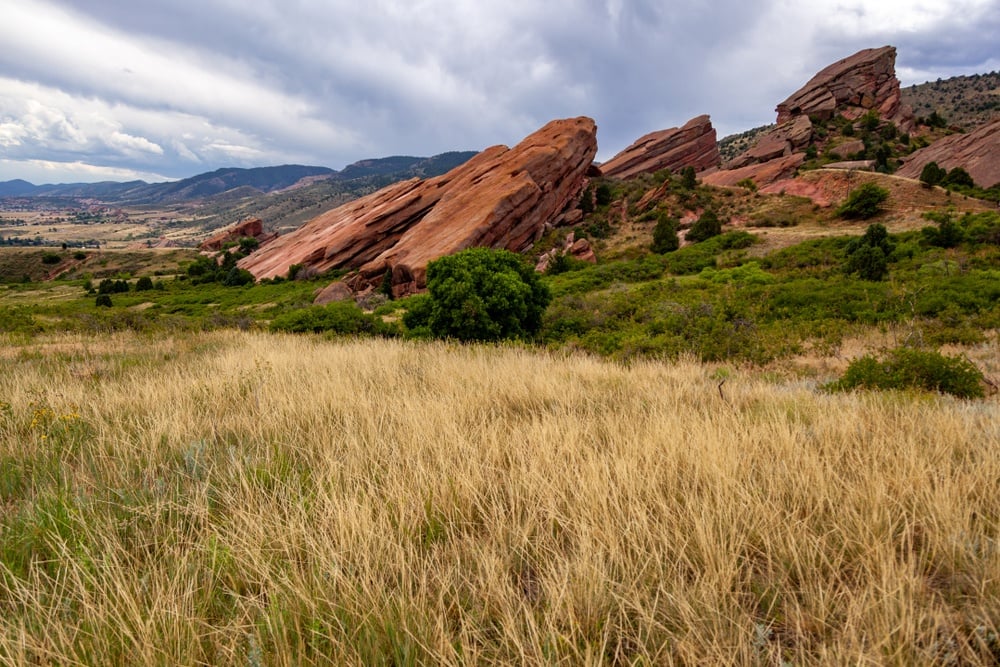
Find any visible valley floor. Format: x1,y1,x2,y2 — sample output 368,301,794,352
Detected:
1,331,998,664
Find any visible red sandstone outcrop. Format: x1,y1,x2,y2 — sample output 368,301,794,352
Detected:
238,118,598,297
706,46,913,189
726,116,813,169
702,154,805,188
776,46,912,128
601,115,720,179
896,118,1000,188
313,281,353,305
199,217,274,252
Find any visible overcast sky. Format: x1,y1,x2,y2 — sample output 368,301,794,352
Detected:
1,0,998,184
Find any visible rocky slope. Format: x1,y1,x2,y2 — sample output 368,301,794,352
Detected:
896,118,1000,188
776,46,912,128
238,118,598,296
600,115,720,179
704,45,912,189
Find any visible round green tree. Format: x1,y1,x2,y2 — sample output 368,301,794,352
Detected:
919,161,945,188
685,210,722,242
837,182,889,219
421,247,551,342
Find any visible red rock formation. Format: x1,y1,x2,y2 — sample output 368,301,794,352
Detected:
776,46,912,128
701,154,805,188
239,118,598,296
313,281,353,305
896,118,1000,188
707,46,914,190
726,116,813,169
199,217,268,251
828,139,866,159
601,115,720,179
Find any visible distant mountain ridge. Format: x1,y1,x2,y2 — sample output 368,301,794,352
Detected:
0,153,479,205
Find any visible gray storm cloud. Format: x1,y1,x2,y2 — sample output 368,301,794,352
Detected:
0,0,997,183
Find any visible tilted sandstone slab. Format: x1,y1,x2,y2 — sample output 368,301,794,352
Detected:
238,118,598,296
776,46,912,128
726,116,813,169
896,118,1000,189
701,154,805,188
199,217,268,251
600,115,720,179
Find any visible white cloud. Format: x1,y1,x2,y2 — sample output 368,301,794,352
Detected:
0,158,172,184
108,132,164,156
0,0,996,184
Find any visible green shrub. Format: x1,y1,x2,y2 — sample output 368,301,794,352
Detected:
921,216,964,248
594,183,613,207
837,183,889,219
421,248,551,342
238,237,260,254
844,224,895,281
73,251,87,261
713,231,757,250
943,167,975,189
41,252,61,265
650,214,680,253
680,166,697,190
685,210,722,242
222,267,254,287
95,294,113,308
919,161,946,188
269,301,384,335
135,276,154,291
546,253,590,275
827,347,985,398
98,278,130,294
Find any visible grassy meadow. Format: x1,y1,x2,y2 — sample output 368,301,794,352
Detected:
1,330,998,664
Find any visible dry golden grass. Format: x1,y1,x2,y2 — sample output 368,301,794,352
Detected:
1,331,998,665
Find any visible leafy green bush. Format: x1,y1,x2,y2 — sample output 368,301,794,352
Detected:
420,248,551,342
135,276,155,291
699,262,775,285
919,161,945,187
943,167,975,189
222,267,254,287
98,278,130,294
41,253,61,265
680,166,697,189
921,216,964,248
546,252,590,275
269,301,385,335
845,224,895,281
685,210,722,242
650,214,680,253
95,294,113,308
594,183,613,207
837,183,889,219
827,347,985,398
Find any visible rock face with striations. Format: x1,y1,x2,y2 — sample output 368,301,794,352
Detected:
704,46,912,190
600,115,720,179
776,46,912,128
896,118,1000,188
238,118,598,297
